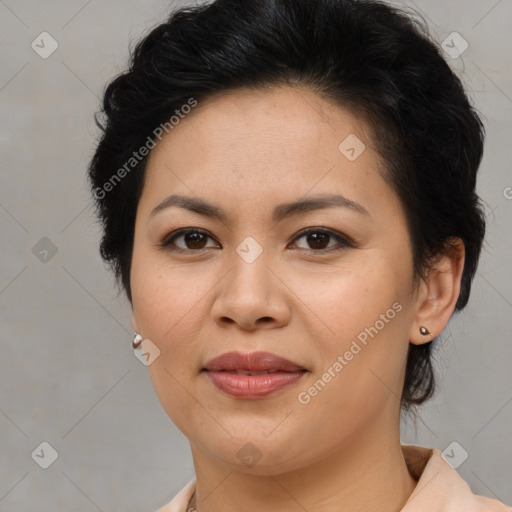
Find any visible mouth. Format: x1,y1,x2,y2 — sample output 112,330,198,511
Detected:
214,369,299,375
202,351,307,398
202,350,306,372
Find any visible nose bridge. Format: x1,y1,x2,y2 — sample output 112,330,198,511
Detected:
227,235,272,303
212,235,289,329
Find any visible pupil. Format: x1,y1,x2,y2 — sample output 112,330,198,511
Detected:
308,232,328,249
187,233,206,249
183,232,330,250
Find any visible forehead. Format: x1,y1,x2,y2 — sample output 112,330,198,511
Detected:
136,84,409,231
136,86,409,252
144,85,377,185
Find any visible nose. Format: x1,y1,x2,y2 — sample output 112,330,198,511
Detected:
210,249,292,332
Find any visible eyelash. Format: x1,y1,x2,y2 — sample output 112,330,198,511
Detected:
158,227,355,254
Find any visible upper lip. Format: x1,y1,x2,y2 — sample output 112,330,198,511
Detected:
202,351,306,372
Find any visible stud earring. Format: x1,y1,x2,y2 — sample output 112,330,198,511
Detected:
419,326,431,336
132,332,143,349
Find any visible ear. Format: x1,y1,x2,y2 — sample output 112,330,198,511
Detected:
409,238,465,345
131,311,139,333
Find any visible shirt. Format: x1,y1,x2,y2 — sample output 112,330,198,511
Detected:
155,444,511,511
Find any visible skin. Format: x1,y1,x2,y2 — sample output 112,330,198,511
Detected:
130,84,465,512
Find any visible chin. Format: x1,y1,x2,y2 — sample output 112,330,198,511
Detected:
190,428,314,475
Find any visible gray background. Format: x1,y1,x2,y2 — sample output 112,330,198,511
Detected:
0,0,511,510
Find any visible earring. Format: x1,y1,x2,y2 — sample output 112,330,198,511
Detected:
132,332,143,349
419,326,431,336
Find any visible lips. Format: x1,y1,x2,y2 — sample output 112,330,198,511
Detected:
202,351,306,373
202,351,307,398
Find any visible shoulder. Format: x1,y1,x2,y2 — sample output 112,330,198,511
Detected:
401,444,511,512
153,449,511,512
155,477,196,512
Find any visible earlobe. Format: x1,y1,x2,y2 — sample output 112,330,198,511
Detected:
409,238,465,345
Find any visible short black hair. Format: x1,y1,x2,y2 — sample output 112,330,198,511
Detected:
87,0,486,415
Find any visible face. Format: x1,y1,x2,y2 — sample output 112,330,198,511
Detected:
130,85,421,474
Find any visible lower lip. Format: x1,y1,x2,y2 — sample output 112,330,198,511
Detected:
204,370,306,398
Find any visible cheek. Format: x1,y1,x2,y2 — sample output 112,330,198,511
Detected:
290,253,406,341
294,301,408,452
131,253,213,340
130,263,212,435
130,258,203,367
292,258,410,407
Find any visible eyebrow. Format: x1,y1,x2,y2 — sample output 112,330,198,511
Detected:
149,193,370,224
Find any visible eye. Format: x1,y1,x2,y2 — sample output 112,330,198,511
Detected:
159,228,219,252
158,227,354,253
290,227,354,252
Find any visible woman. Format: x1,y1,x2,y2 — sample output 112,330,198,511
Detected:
88,0,510,510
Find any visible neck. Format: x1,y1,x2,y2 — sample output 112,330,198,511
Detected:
188,418,417,512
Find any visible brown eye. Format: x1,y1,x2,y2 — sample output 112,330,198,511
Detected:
304,231,330,250
160,228,219,251
291,228,353,252
159,227,354,254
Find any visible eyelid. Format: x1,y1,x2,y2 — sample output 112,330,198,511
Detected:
292,227,355,250
159,227,216,249
158,226,356,253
